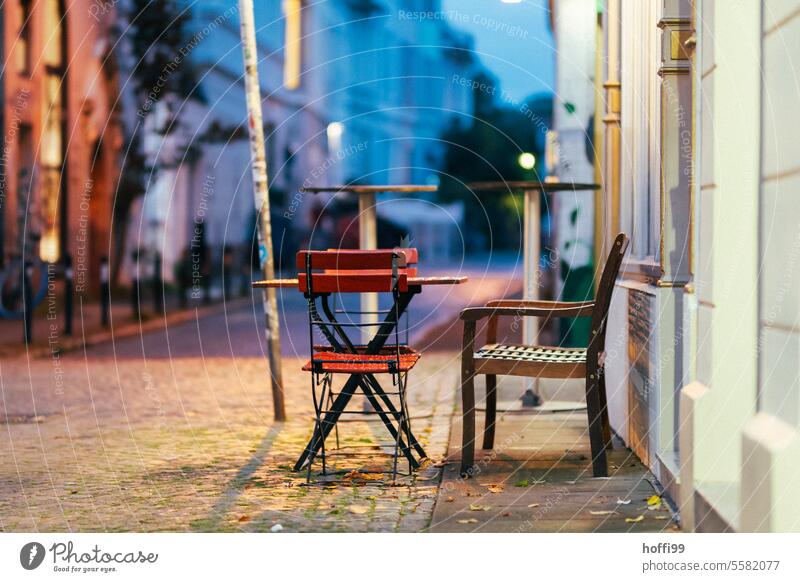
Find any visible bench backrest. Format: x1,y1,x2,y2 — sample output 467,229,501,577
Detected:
589,233,630,357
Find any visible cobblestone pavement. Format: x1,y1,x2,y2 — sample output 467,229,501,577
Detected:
0,302,463,533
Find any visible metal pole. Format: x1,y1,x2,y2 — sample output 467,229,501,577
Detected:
100,256,110,327
523,189,541,343
64,255,73,335
358,192,378,344
152,252,163,314
238,0,285,421
523,189,541,403
23,261,33,345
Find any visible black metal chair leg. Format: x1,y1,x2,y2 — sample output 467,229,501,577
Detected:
363,373,427,459
392,371,401,482
326,374,340,449
358,377,418,469
295,376,358,471
398,372,414,474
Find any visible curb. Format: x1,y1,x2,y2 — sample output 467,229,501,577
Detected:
1,297,255,359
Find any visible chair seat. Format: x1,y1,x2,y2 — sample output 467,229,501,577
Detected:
313,344,418,356
473,344,587,379
303,351,420,374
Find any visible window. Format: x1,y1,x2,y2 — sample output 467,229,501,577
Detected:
16,0,33,74
283,0,302,90
620,0,661,262
40,0,67,263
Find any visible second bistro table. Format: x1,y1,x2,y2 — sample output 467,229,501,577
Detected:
300,185,438,342
253,273,467,471
467,181,601,398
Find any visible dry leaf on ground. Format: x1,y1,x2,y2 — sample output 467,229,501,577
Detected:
625,515,645,523
344,470,384,481
457,518,479,524
348,505,370,515
646,495,662,510
589,510,616,516
486,484,505,493
468,503,492,512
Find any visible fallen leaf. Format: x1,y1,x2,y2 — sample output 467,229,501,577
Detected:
530,479,547,485
514,480,529,488
502,512,511,517
625,515,645,523
527,503,540,508
616,498,632,505
589,510,616,516
238,515,251,523
486,483,505,493
646,495,662,510
469,503,491,512
348,505,370,515
344,470,384,481
417,458,434,470
457,518,479,524
444,496,455,502
270,523,284,532
653,515,669,520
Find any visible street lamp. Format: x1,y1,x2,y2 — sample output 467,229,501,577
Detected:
518,152,536,170
500,0,523,4
327,122,344,152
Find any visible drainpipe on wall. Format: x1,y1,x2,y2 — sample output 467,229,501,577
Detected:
593,1,605,289
602,0,621,252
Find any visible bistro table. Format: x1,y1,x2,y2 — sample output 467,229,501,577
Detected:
253,273,467,472
468,181,600,402
300,185,438,342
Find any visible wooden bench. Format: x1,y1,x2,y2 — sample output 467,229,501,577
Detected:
458,233,630,478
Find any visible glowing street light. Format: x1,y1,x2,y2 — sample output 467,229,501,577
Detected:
500,0,523,4
518,152,536,170
327,122,344,151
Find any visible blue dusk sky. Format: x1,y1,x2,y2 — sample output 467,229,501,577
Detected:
442,0,555,102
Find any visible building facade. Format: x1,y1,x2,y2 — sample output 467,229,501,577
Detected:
126,0,480,288
584,0,800,531
1,0,121,294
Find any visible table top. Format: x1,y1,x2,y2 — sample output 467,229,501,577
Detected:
300,185,438,194
253,276,467,289
467,180,600,192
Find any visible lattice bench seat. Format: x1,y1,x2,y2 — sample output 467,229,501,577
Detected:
473,344,587,379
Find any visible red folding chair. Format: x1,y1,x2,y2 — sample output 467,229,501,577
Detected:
296,248,426,481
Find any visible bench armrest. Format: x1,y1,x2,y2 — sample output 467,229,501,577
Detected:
459,302,594,322
485,299,595,311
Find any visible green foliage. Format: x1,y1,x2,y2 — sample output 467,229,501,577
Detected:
439,85,553,251
128,0,194,107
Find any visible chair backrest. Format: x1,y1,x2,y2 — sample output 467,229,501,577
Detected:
588,233,629,357
297,248,418,293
